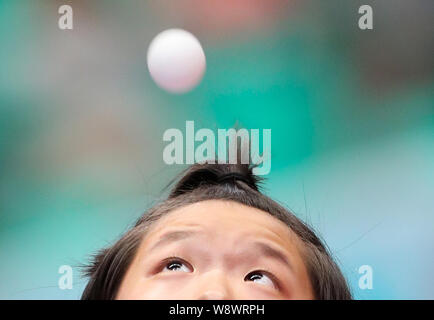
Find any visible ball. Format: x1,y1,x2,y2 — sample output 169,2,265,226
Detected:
147,29,206,93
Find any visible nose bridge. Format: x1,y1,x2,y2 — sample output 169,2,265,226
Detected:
196,268,233,300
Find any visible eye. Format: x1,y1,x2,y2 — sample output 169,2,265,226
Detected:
244,271,277,289
161,258,193,273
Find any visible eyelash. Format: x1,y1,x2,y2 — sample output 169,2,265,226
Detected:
157,257,281,290
159,256,193,273
244,269,281,290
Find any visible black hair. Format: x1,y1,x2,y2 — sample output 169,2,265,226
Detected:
81,163,352,299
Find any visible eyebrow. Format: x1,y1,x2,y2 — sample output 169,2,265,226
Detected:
147,230,293,270
147,230,198,253
251,242,294,271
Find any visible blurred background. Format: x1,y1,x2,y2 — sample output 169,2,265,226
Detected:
0,0,433,299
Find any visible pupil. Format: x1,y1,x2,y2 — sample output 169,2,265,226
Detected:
250,273,262,281
168,262,181,270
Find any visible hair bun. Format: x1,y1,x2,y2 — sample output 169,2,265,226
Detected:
169,163,261,198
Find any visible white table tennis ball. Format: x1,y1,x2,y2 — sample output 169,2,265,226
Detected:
147,29,206,93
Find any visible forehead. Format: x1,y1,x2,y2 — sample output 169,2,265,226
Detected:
143,200,302,253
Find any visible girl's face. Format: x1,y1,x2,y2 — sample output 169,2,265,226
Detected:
116,200,314,299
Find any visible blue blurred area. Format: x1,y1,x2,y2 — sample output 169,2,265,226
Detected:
0,0,433,299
